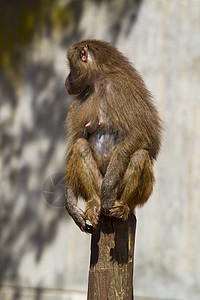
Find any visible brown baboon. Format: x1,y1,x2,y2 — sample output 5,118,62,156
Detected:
65,40,162,233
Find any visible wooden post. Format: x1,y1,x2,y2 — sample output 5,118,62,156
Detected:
87,213,137,300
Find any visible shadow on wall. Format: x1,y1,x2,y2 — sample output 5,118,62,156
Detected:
0,0,143,296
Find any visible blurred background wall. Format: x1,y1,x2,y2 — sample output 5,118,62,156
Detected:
0,0,200,299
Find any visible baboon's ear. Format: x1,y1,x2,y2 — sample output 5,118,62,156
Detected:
80,45,88,62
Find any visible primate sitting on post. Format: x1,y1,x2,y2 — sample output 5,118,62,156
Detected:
64,40,162,233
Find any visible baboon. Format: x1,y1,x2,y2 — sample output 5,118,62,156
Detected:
65,40,162,233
